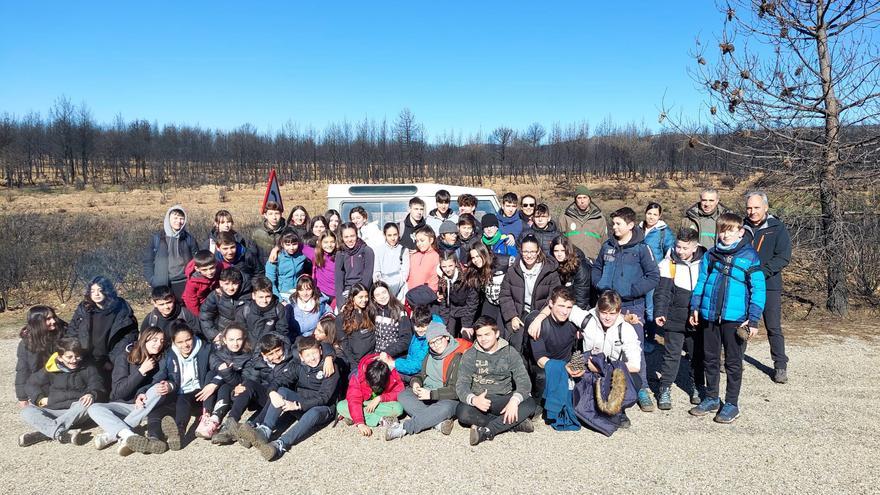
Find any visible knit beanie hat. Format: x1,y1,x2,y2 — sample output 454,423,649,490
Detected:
481,213,499,228
425,321,451,342
574,185,592,197
439,220,458,235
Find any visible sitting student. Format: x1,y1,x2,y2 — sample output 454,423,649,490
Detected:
524,287,581,426
314,315,342,355
216,231,263,295
654,228,706,409
689,213,766,424
456,213,479,265
336,353,404,437
199,267,248,343
407,225,440,293
266,228,310,303
436,252,479,337
371,281,413,359
481,214,518,260
19,337,104,447
437,221,461,257
88,327,169,455
455,316,536,446
393,305,432,382
251,200,287,265
336,222,376,308
286,275,331,338
148,322,213,451
182,249,229,316
234,276,290,344
204,210,246,254
68,276,138,373
141,285,202,338
385,322,472,441
16,306,66,408
196,325,254,441
373,222,410,301
239,336,340,461
143,204,199,299
338,284,376,371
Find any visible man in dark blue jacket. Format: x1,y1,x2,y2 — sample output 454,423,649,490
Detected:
591,207,660,412
744,191,792,384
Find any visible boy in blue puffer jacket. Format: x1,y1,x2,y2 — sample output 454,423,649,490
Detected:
266,228,310,303
689,213,765,424
394,306,437,382
592,207,660,412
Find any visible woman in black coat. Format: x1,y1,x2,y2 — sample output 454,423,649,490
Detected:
436,252,480,338
67,276,138,374
16,306,66,407
550,235,592,309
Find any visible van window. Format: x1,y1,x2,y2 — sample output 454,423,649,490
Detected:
341,201,410,226
450,200,496,221
349,185,418,196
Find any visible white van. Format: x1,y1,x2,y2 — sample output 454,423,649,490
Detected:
327,183,499,225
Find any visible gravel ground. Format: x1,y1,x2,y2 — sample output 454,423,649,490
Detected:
1,336,878,494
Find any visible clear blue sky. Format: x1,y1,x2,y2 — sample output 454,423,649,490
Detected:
0,1,724,138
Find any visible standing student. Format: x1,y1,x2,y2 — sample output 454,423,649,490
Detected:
143,205,199,299
68,276,138,374
467,243,509,340
286,205,311,240
591,207,660,412
654,228,706,409
19,337,105,447
550,235,592,309
266,228,310,303
386,322,472,441
195,325,253,441
373,222,410,301
641,202,675,353
407,225,440,293
689,213,766,424
520,194,537,227
16,306,66,408
370,282,413,358
324,209,342,235
456,213,479,265
398,197,428,251
499,235,561,353
204,210,246,254
199,268,248,343
559,185,607,261
251,201,287,265
455,317,536,446
140,285,202,338
182,249,229,316
304,215,328,248
335,222,376,308
498,192,524,240
338,284,376,371
519,204,560,255
303,231,338,307
681,188,732,250
234,276,290,343
457,194,482,234
88,327,169,456
336,353,404,437
481,214,518,261
426,189,459,233
216,230,263,295
436,252,479,337
350,206,384,250
437,221,461,257
148,322,214,451
286,275,331,338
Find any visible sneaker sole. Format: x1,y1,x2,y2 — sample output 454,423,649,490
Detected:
658,403,672,411
439,421,454,436
469,426,479,446
256,442,278,461
714,412,741,424
19,433,49,447
639,403,656,413
126,435,167,455
237,424,256,449
161,417,182,451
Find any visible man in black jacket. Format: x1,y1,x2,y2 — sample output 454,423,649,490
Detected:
744,191,792,384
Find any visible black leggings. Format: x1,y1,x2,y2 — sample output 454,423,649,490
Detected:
228,380,270,423
456,393,537,436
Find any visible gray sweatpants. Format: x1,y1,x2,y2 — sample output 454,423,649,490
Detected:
397,388,458,435
88,385,163,439
20,402,90,440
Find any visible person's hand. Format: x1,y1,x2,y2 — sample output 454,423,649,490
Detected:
37,397,48,408
461,327,474,339
537,357,550,369
586,359,599,373
195,383,218,402
268,246,281,263
505,235,515,246
233,384,246,396
749,326,759,339
655,316,666,327
377,352,395,369
17,400,28,409
218,362,229,371
156,380,171,396
415,386,431,400
689,310,700,327
79,394,94,407
323,356,336,377
623,312,642,326
436,293,444,302
511,317,523,332
357,424,373,437
528,314,547,340
269,391,286,408
282,400,301,412
135,394,147,409
472,390,491,412
365,396,382,413
408,249,417,256
565,363,586,378
138,357,157,375
500,396,520,424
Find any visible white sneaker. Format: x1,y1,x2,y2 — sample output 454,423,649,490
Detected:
94,433,116,450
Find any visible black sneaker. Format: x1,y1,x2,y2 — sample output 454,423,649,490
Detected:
121,434,168,455
161,416,182,451
18,431,49,447
618,412,631,429
469,426,494,446
773,368,788,384
657,387,672,411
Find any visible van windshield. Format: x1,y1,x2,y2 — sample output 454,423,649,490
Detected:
341,201,410,226
450,200,495,221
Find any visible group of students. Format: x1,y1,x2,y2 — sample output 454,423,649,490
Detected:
15,185,784,460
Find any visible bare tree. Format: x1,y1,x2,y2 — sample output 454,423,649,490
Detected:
664,0,880,315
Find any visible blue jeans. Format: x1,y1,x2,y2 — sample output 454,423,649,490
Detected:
260,388,334,449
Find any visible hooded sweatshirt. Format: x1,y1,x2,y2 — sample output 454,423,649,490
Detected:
172,337,204,394
303,244,336,298
455,338,531,404
497,210,524,239
560,200,607,260
373,242,410,298
592,226,660,305
335,238,375,306
398,214,427,251
682,202,732,250
143,205,198,288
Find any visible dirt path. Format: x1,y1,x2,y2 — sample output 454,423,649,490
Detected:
1,337,878,494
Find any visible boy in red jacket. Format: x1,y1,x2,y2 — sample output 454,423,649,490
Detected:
182,250,229,316
336,353,403,437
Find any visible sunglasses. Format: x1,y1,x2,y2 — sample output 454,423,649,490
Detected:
522,203,536,208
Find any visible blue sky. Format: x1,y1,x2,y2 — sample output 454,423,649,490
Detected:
0,1,724,138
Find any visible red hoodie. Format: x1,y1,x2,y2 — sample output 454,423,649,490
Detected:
182,259,230,316
345,353,404,425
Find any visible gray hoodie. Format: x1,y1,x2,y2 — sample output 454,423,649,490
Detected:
455,338,531,405
164,205,189,283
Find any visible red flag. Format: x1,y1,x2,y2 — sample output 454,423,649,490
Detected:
260,168,283,214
